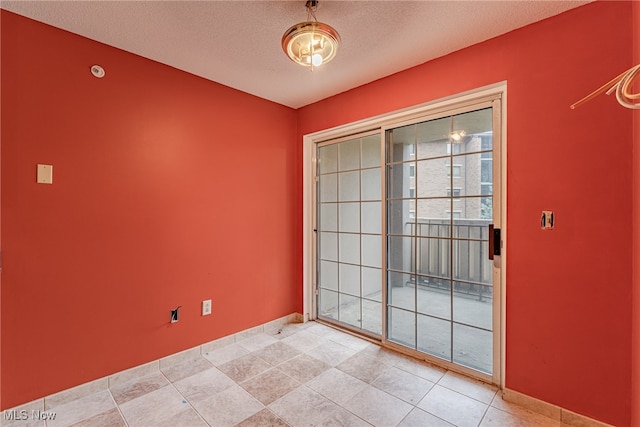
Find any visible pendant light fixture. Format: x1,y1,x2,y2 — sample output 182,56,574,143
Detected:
281,0,341,70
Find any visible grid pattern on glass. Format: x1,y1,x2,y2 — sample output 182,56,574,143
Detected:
317,133,382,336
386,107,494,375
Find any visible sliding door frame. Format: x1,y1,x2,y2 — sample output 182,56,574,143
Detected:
302,82,507,387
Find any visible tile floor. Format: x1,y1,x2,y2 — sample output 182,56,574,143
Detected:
4,321,573,427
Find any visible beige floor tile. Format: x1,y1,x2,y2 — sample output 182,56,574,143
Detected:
160,347,202,370
282,330,328,353
253,341,301,365
200,335,235,354
69,408,126,427
417,385,488,427
191,384,264,426
336,352,389,383
305,322,341,337
276,353,330,383
172,367,236,402
236,333,279,352
269,386,342,427
110,372,169,406
398,408,454,427
1,413,47,427
342,385,413,426
437,370,498,404
160,356,213,383
235,408,289,427
235,326,265,342
202,342,250,366
326,331,370,351
489,392,510,410
305,340,357,367
218,354,273,383
371,366,435,404
266,322,309,339
45,379,108,410
118,385,190,427
395,357,447,383
46,390,116,427
108,361,159,389
360,344,409,366
2,399,44,416
1,401,47,427
240,368,301,405
1,419,46,427
306,368,368,405
316,406,372,427
159,407,208,427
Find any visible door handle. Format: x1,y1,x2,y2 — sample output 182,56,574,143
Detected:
488,224,501,260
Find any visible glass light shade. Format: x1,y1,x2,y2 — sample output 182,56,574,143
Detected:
282,21,340,68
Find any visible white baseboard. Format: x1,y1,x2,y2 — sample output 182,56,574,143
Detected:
3,312,303,414
502,388,614,427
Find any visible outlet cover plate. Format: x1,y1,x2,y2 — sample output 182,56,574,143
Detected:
202,299,212,316
37,164,53,184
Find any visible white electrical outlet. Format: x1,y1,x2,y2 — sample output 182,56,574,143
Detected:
202,299,212,316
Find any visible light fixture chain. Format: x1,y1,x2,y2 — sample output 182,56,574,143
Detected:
306,0,318,22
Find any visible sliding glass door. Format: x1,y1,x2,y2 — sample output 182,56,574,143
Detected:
314,95,502,380
385,103,500,376
316,131,383,336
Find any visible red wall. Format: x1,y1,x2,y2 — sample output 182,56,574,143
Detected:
0,10,298,408
0,18,3,408
298,2,633,426
631,1,640,425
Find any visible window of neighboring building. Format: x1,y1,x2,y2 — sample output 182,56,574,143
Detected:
446,143,461,155
446,164,462,177
446,188,462,197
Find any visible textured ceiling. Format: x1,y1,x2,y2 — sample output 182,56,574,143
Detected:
1,0,591,108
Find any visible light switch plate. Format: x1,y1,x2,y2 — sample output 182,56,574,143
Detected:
541,211,554,229
37,164,53,184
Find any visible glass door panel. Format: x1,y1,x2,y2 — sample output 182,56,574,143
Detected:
386,106,497,376
317,132,382,336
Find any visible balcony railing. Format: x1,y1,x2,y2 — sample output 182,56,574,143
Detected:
406,218,492,302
